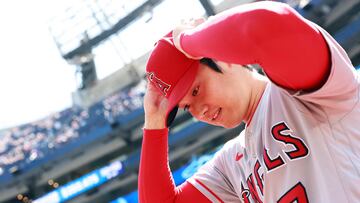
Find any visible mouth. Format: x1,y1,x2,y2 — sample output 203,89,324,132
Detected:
212,107,222,121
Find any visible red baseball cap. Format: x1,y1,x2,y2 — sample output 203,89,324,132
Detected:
146,32,200,127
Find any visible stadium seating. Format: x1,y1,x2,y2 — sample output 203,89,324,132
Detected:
0,80,146,182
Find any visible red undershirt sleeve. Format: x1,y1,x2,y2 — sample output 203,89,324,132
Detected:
179,1,330,91
138,129,211,203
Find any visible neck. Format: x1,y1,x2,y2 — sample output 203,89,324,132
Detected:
243,76,268,125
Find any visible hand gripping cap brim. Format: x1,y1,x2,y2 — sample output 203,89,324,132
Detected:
146,35,199,127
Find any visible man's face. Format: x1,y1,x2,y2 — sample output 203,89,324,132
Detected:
178,62,253,128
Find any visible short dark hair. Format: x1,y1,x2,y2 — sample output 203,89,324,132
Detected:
200,58,223,73
200,58,254,73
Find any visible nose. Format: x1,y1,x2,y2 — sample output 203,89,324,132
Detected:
189,103,209,121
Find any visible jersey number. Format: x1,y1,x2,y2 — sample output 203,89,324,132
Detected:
278,182,309,203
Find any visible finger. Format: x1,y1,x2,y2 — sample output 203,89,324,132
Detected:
193,17,205,25
147,83,165,99
146,82,157,92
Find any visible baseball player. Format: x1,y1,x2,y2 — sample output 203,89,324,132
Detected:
139,1,360,202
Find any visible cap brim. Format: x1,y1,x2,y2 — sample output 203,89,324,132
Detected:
166,61,199,127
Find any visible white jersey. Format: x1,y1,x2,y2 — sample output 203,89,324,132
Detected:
187,24,360,202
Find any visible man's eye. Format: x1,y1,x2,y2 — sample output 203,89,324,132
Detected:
184,105,190,111
192,86,199,96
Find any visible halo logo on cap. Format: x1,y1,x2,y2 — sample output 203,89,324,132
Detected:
147,72,171,96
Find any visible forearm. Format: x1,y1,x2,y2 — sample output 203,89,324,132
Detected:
138,129,211,203
138,128,175,202
144,114,166,129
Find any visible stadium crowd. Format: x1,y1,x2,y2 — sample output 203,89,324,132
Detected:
0,80,146,177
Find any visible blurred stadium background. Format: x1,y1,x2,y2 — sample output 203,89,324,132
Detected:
0,0,360,202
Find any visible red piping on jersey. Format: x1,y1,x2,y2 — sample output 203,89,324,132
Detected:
195,179,225,203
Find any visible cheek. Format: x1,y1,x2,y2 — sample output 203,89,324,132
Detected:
217,93,246,127
211,87,236,108
205,81,228,101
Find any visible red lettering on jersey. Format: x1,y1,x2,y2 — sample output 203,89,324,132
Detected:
271,122,309,160
278,182,309,203
263,147,285,171
147,72,171,96
246,175,263,203
241,183,251,203
254,160,264,195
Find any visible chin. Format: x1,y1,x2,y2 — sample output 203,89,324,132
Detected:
203,117,242,129
222,123,240,129
218,120,242,129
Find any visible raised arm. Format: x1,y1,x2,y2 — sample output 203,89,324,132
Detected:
138,84,210,203
177,1,330,91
